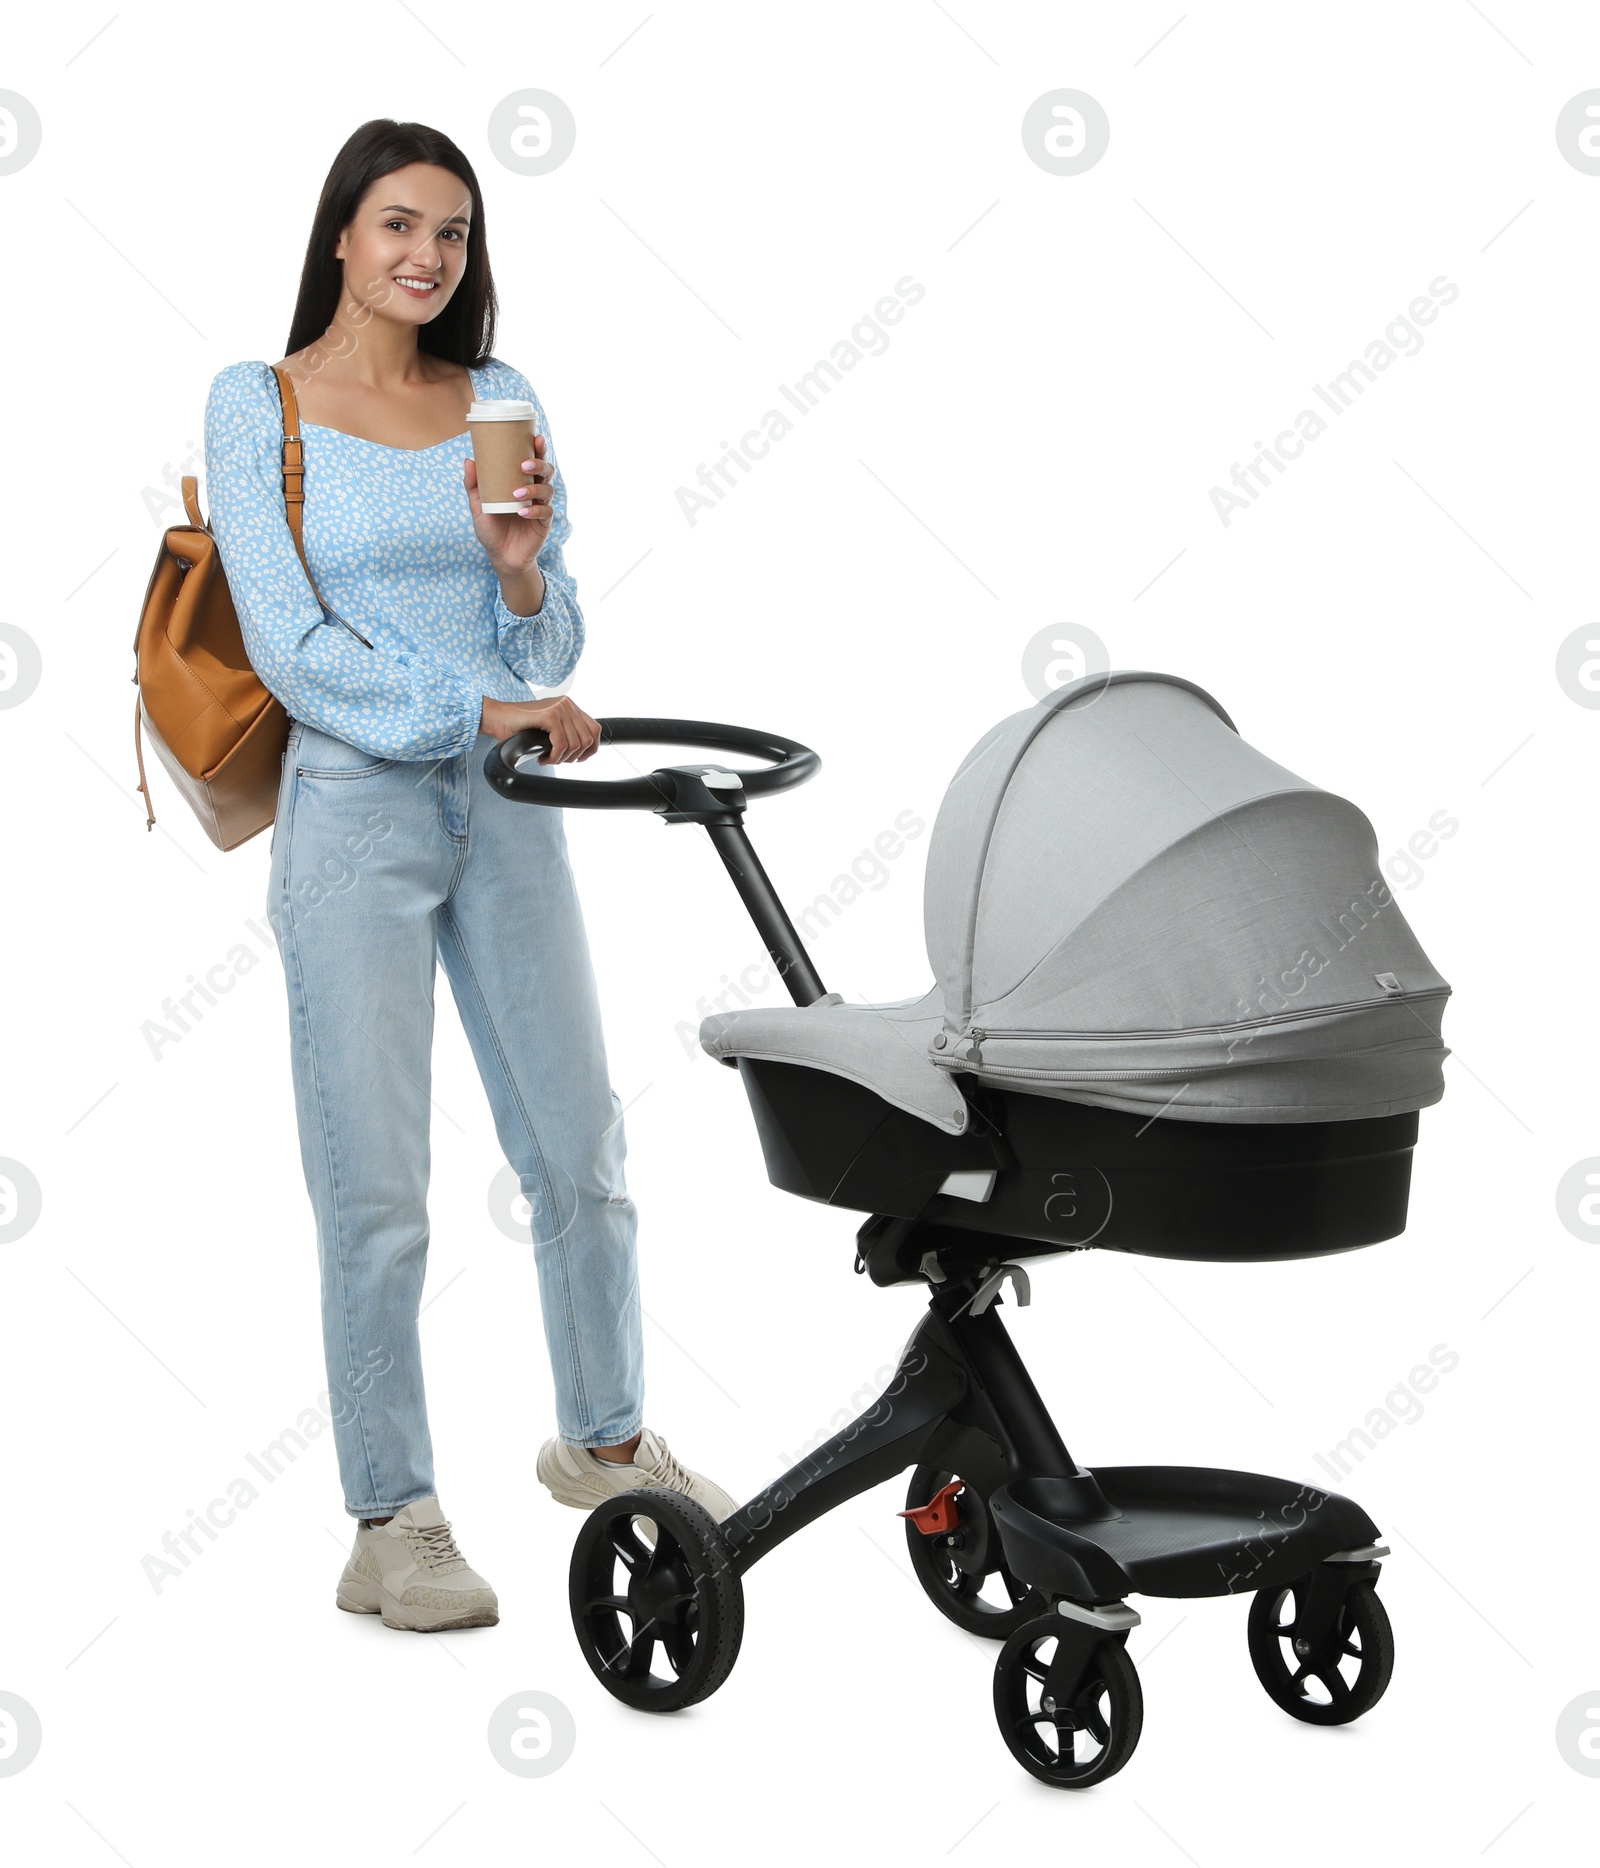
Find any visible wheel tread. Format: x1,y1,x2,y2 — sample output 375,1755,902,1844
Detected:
569,1486,744,1713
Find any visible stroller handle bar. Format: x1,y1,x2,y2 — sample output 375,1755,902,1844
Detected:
483,716,820,813
484,716,829,1006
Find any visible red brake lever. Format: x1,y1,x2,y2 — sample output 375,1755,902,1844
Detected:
897,1478,965,1536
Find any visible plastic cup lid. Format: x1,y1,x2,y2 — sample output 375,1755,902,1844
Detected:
465,398,535,420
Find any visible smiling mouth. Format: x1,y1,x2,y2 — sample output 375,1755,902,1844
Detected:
394,276,440,298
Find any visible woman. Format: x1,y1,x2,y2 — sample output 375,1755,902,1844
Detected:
204,118,735,1633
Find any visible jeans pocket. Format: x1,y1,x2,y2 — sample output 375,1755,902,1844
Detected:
293,724,395,779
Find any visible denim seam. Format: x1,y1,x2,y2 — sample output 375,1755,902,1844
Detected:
574,1420,645,1449
344,1491,437,1520
269,727,298,863
436,897,593,1434
275,772,386,1516
436,758,470,847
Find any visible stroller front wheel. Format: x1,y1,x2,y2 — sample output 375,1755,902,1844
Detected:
1247,1576,1393,1725
569,1488,744,1713
993,1614,1144,1788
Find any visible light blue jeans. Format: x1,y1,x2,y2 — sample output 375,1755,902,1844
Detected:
265,720,644,1519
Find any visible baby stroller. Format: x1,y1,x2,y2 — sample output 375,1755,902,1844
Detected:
486,670,1450,1788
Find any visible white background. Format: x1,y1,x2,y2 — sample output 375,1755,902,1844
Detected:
2,1,1596,1859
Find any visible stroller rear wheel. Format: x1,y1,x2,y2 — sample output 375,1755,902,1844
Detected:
1247,1576,1393,1725
569,1488,744,1713
903,1462,1047,1639
993,1615,1143,1788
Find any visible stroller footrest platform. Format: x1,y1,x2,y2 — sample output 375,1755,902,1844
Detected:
990,1465,1383,1603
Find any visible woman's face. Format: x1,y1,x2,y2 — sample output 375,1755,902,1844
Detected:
332,162,472,329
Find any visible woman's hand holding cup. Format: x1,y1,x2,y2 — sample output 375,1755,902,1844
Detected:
464,433,553,576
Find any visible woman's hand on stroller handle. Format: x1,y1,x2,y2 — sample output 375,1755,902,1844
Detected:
479,695,600,764
483,717,821,815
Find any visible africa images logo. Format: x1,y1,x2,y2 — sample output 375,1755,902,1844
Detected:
1208,277,1459,526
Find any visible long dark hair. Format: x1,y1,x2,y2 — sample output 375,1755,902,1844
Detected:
284,119,497,367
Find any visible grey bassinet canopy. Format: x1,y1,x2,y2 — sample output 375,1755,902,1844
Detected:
700,672,1451,1133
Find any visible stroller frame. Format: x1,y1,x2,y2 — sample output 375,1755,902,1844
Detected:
487,721,1403,1790
719,1237,1386,1611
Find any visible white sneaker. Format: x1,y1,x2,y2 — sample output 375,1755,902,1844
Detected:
536,1427,738,1544
335,1496,499,1631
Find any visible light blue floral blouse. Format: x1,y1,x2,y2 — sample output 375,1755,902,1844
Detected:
202,358,583,761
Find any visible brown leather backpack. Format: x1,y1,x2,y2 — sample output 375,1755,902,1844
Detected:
132,364,315,851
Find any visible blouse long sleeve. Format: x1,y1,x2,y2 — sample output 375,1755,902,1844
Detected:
488,365,585,689
203,362,487,762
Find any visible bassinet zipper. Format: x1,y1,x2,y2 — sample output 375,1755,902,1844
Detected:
963,1063,1202,1082
951,1039,1439,1083
963,985,1448,1048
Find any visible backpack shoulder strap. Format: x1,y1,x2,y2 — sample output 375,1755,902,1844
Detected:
264,364,367,648
270,364,309,565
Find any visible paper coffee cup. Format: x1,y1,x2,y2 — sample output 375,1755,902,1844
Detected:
465,398,538,512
